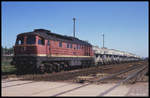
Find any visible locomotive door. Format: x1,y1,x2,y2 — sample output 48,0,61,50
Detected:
46,40,51,56
84,46,88,56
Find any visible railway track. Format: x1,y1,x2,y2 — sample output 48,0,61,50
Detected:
51,64,147,96
1,65,113,89
2,80,35,88
98,65,148,96
2,79,19,83
2,61,148,96
96,64,143,82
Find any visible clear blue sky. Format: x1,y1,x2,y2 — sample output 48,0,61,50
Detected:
2,1,148,57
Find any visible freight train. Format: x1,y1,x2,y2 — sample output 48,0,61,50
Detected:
11,29,140,74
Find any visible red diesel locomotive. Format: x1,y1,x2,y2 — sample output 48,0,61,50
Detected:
11,29,94,73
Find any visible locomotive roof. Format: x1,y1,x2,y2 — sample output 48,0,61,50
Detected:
18,29,92,46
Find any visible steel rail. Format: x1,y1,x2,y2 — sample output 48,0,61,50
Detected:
2,81,36,88
51,64,143,96
2,79,20,83
98,65,147,96
96,64,142,82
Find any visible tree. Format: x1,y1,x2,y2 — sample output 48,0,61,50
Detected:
1,46,3,56
2,46,14,56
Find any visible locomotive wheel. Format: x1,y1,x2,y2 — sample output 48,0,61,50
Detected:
60,62,65,71
67,65,71,71
84,61,88,68
45,63,53,73
81,65,84,69
45,63,49,73
52,64,57,72
48,64,53,73
82,63,86,69
88,61,92,67
64,63,69,71
60,64,64,71
87,61,90,68
40,64,45,74
56,64,61,72
81,62,85,69
64,65,67,71
53,63,60,72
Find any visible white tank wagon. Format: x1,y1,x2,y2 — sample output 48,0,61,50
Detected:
92,46,141,66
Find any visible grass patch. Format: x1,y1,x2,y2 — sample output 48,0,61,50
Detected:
2,61,11,66
2,61,17,75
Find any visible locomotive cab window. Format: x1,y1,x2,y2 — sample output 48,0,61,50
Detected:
27,36,36,44
59,41,62,47
78,45,80,49
47,40,50,45
38,37,45,45
67,43,69,48
76,45,78,49
16,37,24,45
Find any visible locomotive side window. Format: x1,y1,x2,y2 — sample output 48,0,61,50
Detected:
67,43,69,48
47,40,50,45
74,45,76,50
16,37,24,45
27,36,36,44
70,44,72,48
82,45,84,49
81,45,83,49
59,41,62,47
38,37,45,45
77,44,79,49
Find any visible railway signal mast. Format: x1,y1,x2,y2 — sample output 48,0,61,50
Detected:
73,17,76,37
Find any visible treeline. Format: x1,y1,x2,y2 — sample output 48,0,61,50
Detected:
1,46,14,56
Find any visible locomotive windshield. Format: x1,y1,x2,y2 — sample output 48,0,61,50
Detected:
26,35,36,44
16,36,24,45
16,35,36,45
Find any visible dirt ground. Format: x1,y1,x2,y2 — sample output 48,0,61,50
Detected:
2,79,148,96
126,82,149,96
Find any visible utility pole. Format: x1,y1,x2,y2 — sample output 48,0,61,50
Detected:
102,33,104,48
73,17,76,37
